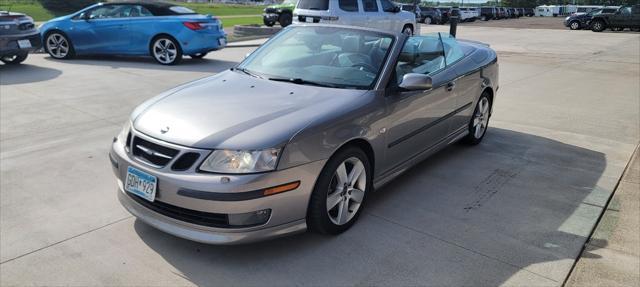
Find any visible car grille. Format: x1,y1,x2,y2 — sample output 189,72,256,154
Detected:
171,152,200,171
127,192,230,228
132,136,179,167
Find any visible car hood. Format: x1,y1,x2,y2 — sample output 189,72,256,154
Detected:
133,70,367,150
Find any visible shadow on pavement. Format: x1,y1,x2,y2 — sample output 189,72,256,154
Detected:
42,55,238,73
134,127,607,286
0,64,62,85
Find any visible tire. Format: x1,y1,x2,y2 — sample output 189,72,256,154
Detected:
632,28,640,32
279,13,292,27
424,16,432,24
307,146,371,235
263,18,275,27
45,31,74,59
569,20,581,30
402,24,413,35
189,53,207,59
1,51,28,64
591,20,606,32
463,92,492,145
481,15,487,21
613,27,624,31
150,35,182,65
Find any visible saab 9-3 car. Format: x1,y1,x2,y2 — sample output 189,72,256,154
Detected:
39,1,226,65
110,25,499,244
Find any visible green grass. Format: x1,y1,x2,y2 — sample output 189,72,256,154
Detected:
170,2,264,17
0,1,56,21
0,1,264,22
219,16,262,27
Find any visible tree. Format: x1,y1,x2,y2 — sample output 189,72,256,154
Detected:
38,0,98,14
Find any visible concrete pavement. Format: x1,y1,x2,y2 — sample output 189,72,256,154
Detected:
1,25,639,286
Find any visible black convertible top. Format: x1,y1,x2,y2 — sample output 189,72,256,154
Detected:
102,0,196,16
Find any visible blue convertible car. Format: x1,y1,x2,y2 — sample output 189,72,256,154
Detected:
39,1,226,65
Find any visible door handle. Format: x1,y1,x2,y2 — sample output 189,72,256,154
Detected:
446,82,456,91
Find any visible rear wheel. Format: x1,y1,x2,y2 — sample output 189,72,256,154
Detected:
263,18,275,27
424,16,432,24
151,36,182,65
402,24,413,35
279,13,292,27
307,147,371,235
45,32,74,59
591,20,606,32
569,21,581,30
1,52,28,64
463,92,492,145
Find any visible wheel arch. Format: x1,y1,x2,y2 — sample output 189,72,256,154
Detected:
334,138,376,175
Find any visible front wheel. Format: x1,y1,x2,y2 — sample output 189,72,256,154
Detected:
569,21,581,30
279,13,292,27
591,20,606,32
151,36,182,65
307,147,371,235
45,32,74,59
1,52,28,64
402,25,413,35
463,93,492,145
424,17,432,24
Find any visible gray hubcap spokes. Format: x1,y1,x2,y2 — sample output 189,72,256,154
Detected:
47,34,69,58
153,39,177,64
326,157,366,226
472,97,490,139
571,22,579,29
594,22,602,30
403,27,412,35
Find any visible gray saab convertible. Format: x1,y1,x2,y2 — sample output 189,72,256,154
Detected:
110,25,499,244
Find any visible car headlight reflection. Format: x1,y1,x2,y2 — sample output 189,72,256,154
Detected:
199,149,280,173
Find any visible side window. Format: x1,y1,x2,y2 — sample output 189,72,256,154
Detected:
87,5,129,19
131,5,153,17
380,0,396,13
395,34,445,84
338,0,359,12
620,7,632,15
440,34,464,66
362,0,378,12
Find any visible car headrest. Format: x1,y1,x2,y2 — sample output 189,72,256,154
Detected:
398,44,417,63
342,36,361,53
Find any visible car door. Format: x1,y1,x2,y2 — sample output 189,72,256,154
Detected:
127,5,156,54
69,4,131,54
383,34,456,171
379,0,397,31
361,0,381,29
610,6,631,27
337,0,365,27
632,5,640,28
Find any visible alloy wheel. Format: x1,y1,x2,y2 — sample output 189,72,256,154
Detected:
570,21,580,30
472,97,490,139
402,26,413,35
326,157,366,226
425,17,432,24
46,33,70,59
153,38,178,64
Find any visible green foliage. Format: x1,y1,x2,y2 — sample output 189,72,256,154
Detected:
172,2,265,16
0,1,55,20
37,0,97,14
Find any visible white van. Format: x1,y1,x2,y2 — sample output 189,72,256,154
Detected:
535,5,560,17
293,0,418,35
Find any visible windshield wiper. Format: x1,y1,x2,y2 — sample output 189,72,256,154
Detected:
232,67,263,79
268,77,336,88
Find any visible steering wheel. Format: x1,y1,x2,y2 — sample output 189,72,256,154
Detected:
351,62,377,73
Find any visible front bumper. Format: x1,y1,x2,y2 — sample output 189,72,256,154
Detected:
110,129,326,244
263,13,279,22
0,31,42,57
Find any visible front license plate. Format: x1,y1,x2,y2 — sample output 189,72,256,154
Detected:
125,166,157,202
17,39,31,49
218,38,226,46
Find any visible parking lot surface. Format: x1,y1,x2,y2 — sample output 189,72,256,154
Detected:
1,25,639,286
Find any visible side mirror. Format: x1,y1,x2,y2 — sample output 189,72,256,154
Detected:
399,73,432,90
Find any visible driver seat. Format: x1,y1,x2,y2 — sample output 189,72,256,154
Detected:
337,36,373,69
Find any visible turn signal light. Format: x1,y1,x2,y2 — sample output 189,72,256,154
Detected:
263,181,300,196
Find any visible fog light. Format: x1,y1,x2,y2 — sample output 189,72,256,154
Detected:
228,209,271,227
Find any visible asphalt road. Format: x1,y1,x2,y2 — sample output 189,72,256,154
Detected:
1,25,639,286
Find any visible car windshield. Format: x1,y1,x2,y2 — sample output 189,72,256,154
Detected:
587,9,602,16
169,6,196,14
238,26,394,90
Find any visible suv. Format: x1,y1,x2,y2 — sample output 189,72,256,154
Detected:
591,5,640,32
418,6,442,24
479,7,496,21
400,4,423,23
564,7,619,30
496,7,507,19
293,0,418,35
524,7,534,16
437,6,451,23
508,7,519,18
263,0,296,27
459,7,478,22
0,11,41,64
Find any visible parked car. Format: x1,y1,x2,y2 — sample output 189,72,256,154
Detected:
460,7,478,22
496,7,507,19
263,0,296,27
400,4,423,23
293,0,418,35
591,5,640,32
39,1,227,65
111,25,499,244
0,11,41,64
564,7,618,30
508,7,519,18
524,7,535,16
518,8,526,17
418,6,442,24
479,7,496,21
437,6,451,23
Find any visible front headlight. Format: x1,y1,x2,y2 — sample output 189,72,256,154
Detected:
116,121,131,144
199,149,280,174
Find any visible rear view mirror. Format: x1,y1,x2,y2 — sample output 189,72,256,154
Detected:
399,73,433,90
